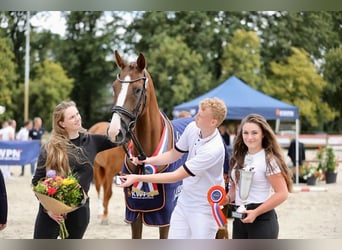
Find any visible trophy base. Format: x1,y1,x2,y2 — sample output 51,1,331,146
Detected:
232,211,247,219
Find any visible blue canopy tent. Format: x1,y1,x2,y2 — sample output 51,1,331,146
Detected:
173,76,298,120
173,76,301,184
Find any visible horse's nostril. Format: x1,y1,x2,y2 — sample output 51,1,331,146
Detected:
113,129,129,145
117,131,124,141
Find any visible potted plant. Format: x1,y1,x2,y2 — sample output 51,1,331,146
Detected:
317,147,339,184
300,162,321,186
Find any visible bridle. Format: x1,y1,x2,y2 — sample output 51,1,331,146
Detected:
111,71,148,163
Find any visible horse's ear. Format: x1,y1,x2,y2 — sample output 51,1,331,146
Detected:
137,53,146,71
114,50,125,69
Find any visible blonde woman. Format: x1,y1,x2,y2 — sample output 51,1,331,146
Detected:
32,101,118,239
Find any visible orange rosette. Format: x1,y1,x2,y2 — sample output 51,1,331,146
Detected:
207,185,227,228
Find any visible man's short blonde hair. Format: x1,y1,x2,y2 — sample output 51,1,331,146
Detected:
199,97,227,126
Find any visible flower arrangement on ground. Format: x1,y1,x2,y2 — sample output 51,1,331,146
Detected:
316,146,339,174
32,170,87,239
300,161,322,181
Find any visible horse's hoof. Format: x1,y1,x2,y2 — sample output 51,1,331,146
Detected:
100,220,109,225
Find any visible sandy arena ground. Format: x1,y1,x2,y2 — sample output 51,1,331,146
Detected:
1,149,342,239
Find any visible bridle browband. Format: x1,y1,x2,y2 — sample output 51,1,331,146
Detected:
111,71,148,164
115,74,147,84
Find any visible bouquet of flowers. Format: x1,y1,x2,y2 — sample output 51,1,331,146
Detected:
33,169,87,239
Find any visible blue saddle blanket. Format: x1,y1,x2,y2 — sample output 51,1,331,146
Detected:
123,117,192,226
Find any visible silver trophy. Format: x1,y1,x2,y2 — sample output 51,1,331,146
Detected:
232,155,255,219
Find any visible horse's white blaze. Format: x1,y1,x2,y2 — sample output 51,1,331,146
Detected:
108,113,121,141
107,76,130,142
117,80,130,106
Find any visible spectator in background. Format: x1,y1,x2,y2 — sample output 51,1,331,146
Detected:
178,110,192,118
0,120,16,179
0,120,9,140
287,137,306,182
219,124,230,146
0,169,8,231
0,120,15,140
10,119,16,134
29,117,45,175
16,120,33,176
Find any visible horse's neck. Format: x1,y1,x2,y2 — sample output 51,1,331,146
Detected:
127,110,173,173
135,109,166,156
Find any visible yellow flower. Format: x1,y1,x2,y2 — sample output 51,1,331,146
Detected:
62,178,76,186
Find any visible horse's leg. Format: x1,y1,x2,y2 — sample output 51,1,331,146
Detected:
100,174,113,225
93,162,105,220
131,213,143,239
215,226,228,239
159,225,170,239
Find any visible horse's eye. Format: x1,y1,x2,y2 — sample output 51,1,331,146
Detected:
134,87,142,95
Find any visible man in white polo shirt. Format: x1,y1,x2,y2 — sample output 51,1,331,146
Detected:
118,97,228,239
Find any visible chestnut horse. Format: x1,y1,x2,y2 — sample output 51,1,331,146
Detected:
106,51,195,239
88,122,126,224
105,51,229,239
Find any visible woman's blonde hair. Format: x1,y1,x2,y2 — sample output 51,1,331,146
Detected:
230,113,293,192
43,101,84,175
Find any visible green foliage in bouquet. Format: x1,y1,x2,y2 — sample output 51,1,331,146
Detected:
33,171,84,207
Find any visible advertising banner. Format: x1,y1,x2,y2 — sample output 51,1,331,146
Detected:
0,140,41,165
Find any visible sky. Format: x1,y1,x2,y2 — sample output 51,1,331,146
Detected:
29,11,134,38
30,11,66,36
28,11,137,60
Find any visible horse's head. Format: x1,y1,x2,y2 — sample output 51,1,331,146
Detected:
107,50,150,145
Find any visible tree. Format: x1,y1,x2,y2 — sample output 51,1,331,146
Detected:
144,34,212,117
219,29,262,88
0,11,60,125
27,59,73,131
55,11,123,128
0,37,17,120
0,12,36,85
260,12,340,74
322,45,342,132
266,47,338,130
125,11,246,88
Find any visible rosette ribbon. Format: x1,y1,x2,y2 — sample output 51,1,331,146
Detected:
207,185,227,229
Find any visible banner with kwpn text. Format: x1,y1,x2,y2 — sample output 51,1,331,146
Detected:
0,140,41,165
